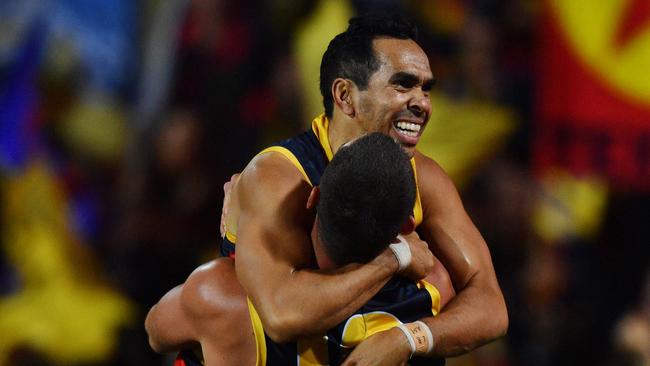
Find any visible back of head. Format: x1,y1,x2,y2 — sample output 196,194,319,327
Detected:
320,15,419,119
317,133,416,265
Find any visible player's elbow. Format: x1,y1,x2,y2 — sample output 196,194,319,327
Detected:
262,311,302,343
264,325,294,343
470,284,508,349
144,307,166,353
147,335,166,354
260,305,317,343
494,303,509,338
478,275,509,341
488,292,509,340
144,304,184,354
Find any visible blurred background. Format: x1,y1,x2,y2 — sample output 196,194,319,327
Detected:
0,0,648,365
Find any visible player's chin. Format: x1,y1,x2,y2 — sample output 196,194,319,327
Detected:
389,131,418,156
401,144,417,158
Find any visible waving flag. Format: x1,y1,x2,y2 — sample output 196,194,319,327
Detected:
0,9,133,364
535,0,650,191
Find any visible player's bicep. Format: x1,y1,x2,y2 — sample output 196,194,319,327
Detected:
415,153,494,289
233,154,314,315
234,214,299,288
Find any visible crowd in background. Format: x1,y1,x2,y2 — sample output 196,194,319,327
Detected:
0,0,648,365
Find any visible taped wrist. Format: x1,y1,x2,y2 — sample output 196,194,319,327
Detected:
389,235,412,272
395,321,434,358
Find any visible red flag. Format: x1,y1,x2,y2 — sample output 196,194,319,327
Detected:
534,0,650,191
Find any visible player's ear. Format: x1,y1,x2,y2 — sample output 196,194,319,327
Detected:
399,215,416,235
306,186,320,210
332,78,355,117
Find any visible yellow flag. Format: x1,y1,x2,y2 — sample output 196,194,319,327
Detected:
294,0,353,123
0,162,133,364
418,93,516,188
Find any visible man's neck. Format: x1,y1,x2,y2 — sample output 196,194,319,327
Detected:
328,113,364,155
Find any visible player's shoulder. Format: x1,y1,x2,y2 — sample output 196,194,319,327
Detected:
236,150,312,206
413,150,452,185
181,260,240,319
240,151,310,192
412,150,460,212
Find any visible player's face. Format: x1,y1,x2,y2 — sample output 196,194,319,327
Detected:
355,38,434,157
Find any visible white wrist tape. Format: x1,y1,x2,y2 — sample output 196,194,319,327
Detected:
396,321,434,358
396,324,416,357
389,235,412,272
414,320,434,354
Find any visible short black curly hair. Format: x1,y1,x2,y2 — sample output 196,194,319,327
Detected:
316,133,416,265
320,15,418,118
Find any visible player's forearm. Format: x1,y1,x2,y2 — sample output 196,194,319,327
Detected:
251,250,398,342
420,276,508,357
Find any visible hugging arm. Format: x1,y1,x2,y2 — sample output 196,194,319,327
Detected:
232,153,432,343
415,154,507,356
145,284,198,353
145,260,255,364
343,154,507,363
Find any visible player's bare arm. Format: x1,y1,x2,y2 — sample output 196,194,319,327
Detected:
233,152,432,342
146,261,246,354
145,283,198,353
414,151,507,356
146,260,255,365
343,152,507,363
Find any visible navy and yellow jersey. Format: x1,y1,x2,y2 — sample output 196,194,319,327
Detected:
172,281,443,366
248,277,443,366
221,114,436,365
220,114,424,257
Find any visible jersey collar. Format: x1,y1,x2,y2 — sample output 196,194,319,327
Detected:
311,114,334,161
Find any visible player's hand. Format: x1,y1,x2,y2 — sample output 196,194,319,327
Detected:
341,327,411,366
399,231,434,281
220,173,240,238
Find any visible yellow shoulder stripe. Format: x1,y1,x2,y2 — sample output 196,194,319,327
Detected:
257,146,313,187
255,146,422,226
311,114,334,161
410,158,423,227
247,298,267,366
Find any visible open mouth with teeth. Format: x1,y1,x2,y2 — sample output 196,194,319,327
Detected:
395,121,422,137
